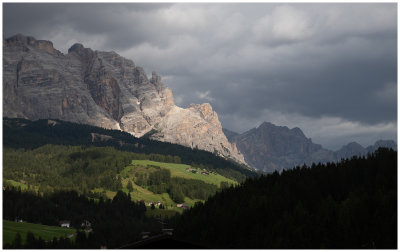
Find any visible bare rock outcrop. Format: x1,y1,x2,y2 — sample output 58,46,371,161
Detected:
150,104,245,163
3,34,246,165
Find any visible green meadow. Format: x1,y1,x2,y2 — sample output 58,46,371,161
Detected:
127,160,237,187
3,220,76,245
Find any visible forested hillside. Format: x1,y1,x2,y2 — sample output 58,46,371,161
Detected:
172,148,397,249
3,145,234,206
4,118,257,181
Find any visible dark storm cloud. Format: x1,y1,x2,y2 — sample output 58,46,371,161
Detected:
3,3,174,50
3,3,397,150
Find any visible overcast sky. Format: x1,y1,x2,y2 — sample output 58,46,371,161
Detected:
3,3,397,150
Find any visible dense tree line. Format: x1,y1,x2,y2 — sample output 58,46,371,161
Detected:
4,117,257,181
172,148,397,249
5,230,92,249
145,168,218,203
3,189,161,249
5,231,71,249
169,178,218,203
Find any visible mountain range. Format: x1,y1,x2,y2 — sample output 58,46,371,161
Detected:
3,34,244,164
3,34,396,174
224,123,396,173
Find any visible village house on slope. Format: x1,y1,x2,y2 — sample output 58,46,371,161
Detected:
176,203,189,209
60,220,70,228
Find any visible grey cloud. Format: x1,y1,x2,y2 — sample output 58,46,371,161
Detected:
3,3,397,149
3,3,174,50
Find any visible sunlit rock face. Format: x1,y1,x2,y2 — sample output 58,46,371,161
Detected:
150,103,245,164
3,34,246,165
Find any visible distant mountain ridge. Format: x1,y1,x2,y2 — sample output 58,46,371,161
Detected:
224,123,396,173
366,140,397,153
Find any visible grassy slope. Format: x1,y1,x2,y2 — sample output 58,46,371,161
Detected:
117,160,234,215
3,220,76,245
4,179,29,190
128,160,237,187
122,179,176,205
3,179,41,194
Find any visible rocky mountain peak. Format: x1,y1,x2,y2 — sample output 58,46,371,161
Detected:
188,103,217,123
366,140,397,152
258,121,275,129
3,34,246,165
290,127,306,138
335,142,366,159
35,40,55,54
134,67,149,84
150,71,162,86
5,33,35,47
67,43,96,66
345,142,364,149
226,121,326,172
5,34,59,55
257,122,307,140
68,43,85,53
339,142,366,153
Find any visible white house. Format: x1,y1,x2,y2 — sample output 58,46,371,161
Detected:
60,221,70,228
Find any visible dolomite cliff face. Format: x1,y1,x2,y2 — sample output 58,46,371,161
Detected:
3,34,245,164
150,103,244,162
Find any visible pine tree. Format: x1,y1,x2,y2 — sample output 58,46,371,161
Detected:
127,180,133,192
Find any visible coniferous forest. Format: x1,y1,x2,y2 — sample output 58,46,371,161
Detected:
172,148,397,249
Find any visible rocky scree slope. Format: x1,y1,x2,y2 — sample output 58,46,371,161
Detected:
3,34,245,164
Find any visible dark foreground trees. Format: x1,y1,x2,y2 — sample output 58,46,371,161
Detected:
3,190,159,249
172,148,397,249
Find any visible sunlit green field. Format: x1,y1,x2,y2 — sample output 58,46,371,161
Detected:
3,220,76,245
127,160,237,187
4,179,29,190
